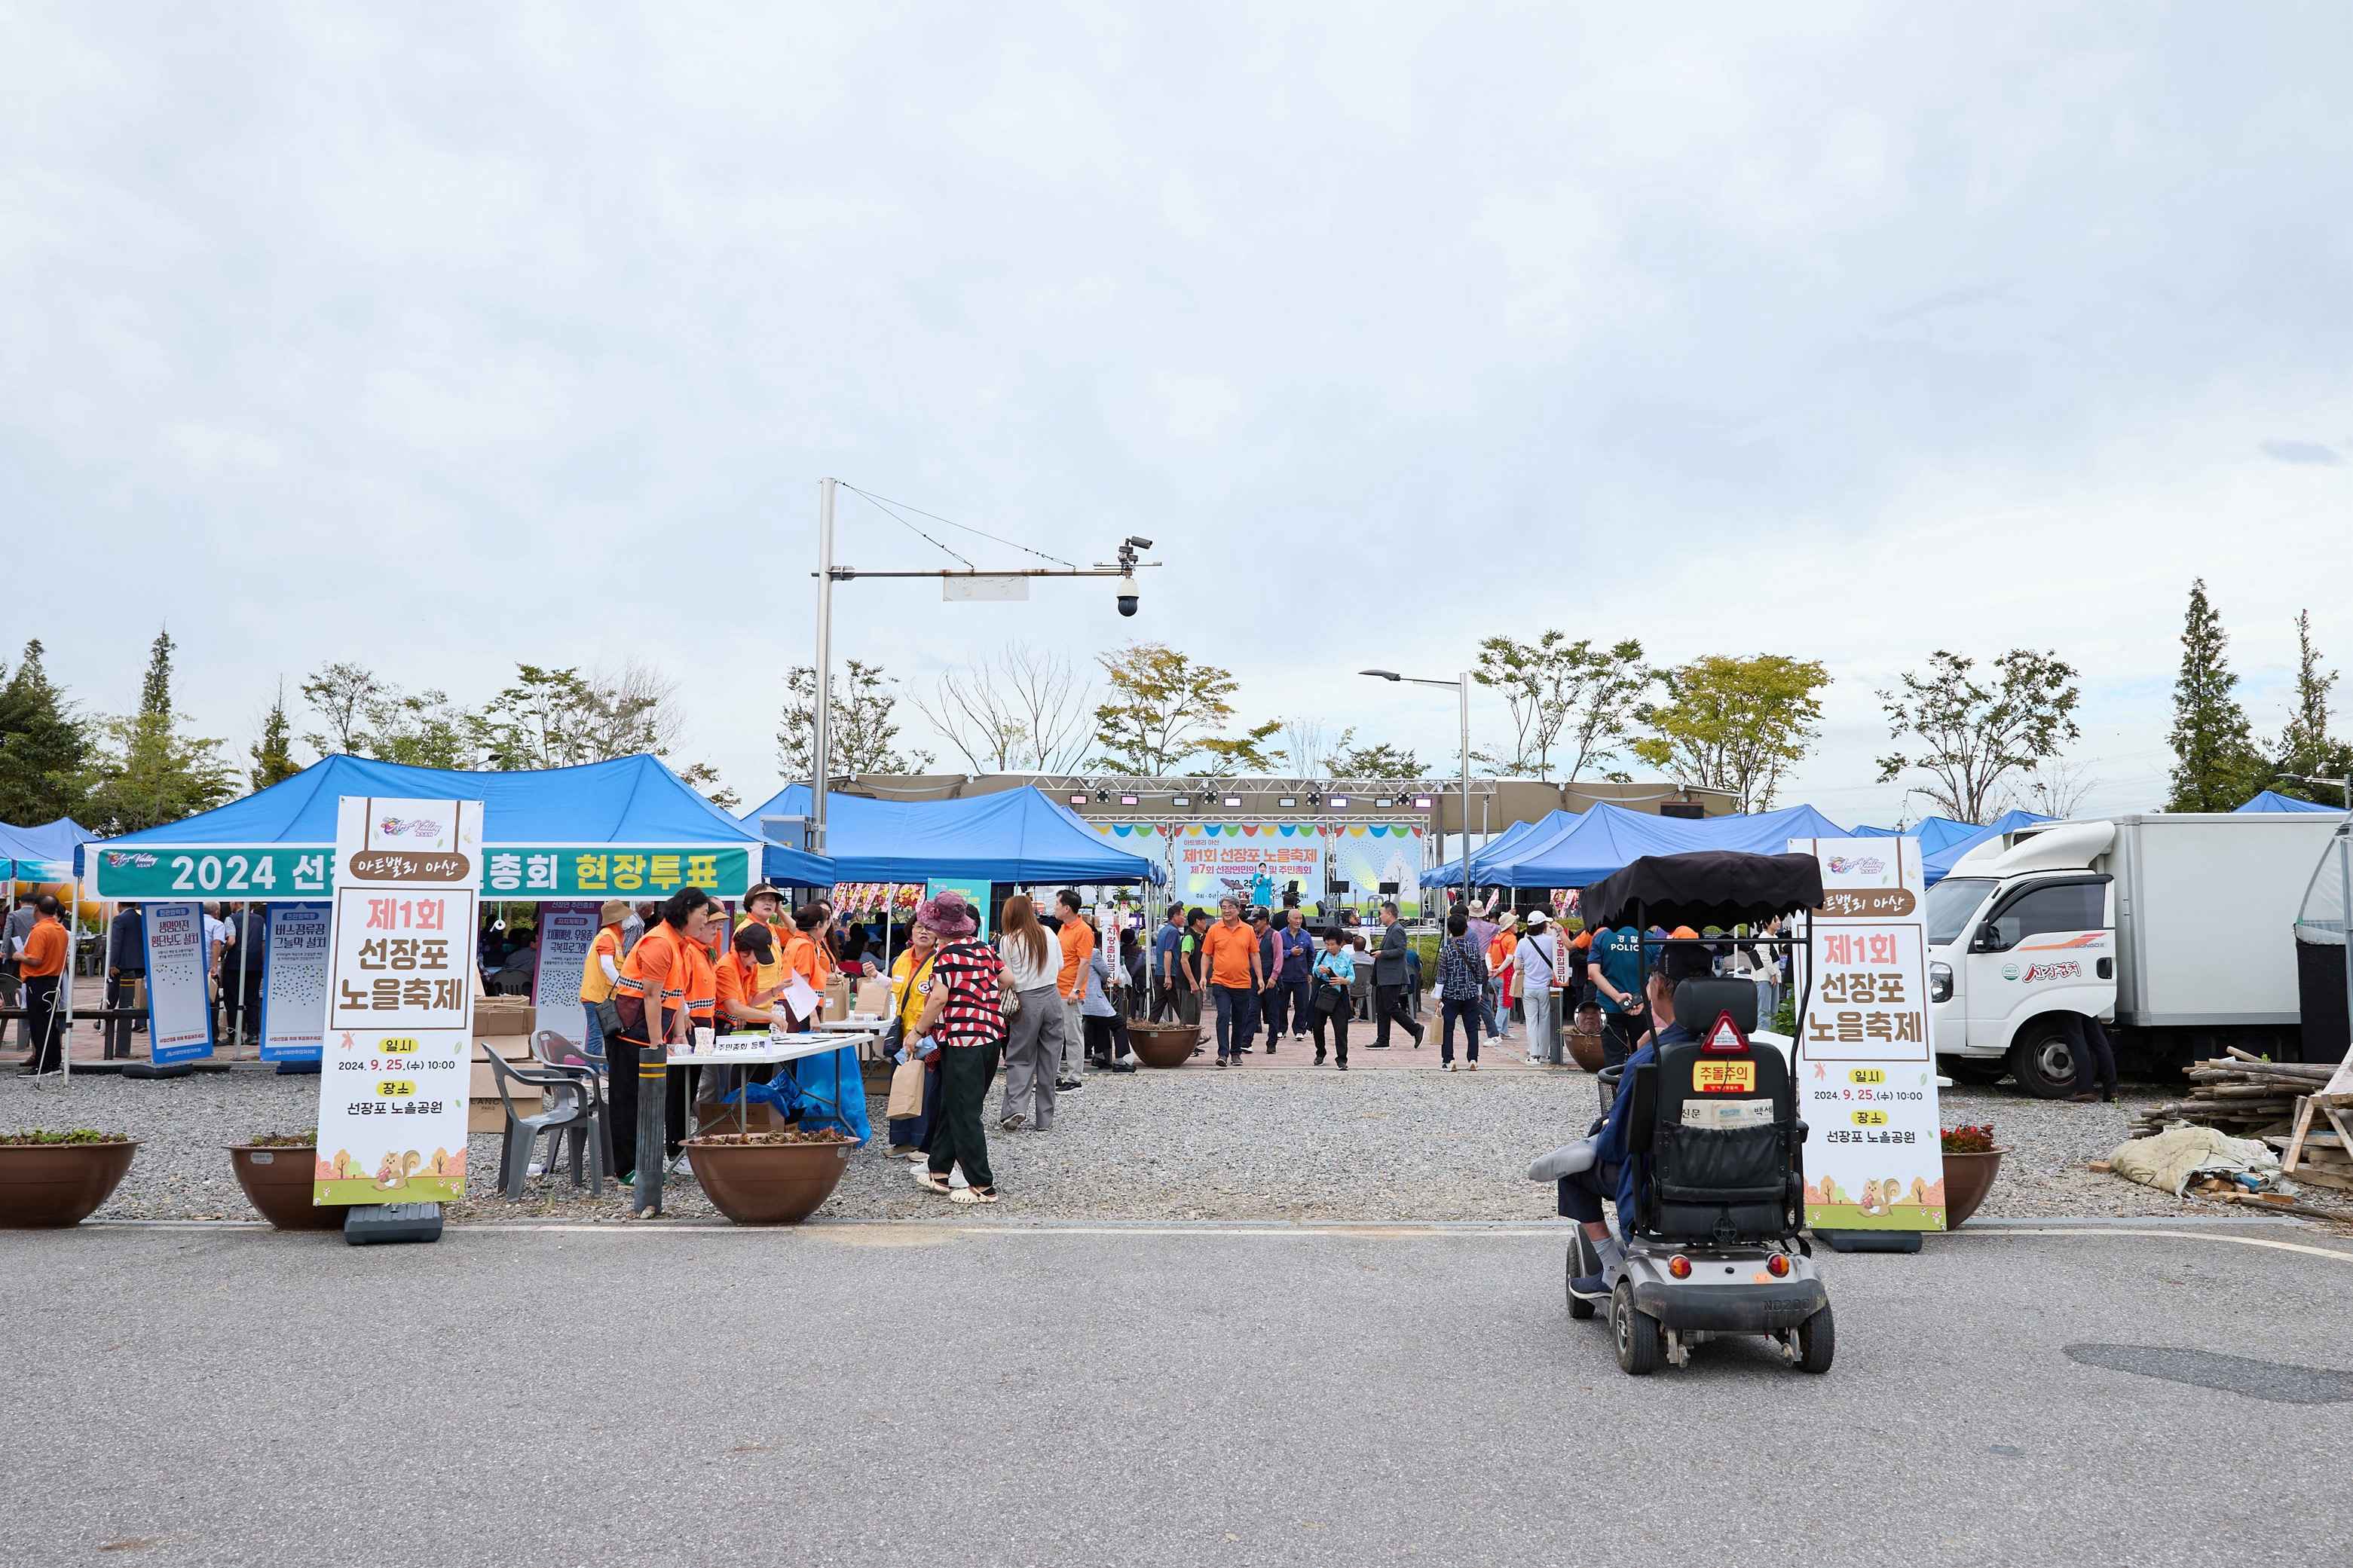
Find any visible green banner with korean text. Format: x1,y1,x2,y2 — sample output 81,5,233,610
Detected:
95,844,752,902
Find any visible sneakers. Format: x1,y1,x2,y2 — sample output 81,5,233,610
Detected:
1056,1078,1082,1092
1216,1057,1229,1068
1568,1272,1610,1301
1000,1113,1027,1133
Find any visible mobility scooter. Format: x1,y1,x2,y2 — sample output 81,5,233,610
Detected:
1528,850,1834,1375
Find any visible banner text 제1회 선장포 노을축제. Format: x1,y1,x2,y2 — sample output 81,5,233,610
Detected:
1788,836,1945,1233
311,797,485,1206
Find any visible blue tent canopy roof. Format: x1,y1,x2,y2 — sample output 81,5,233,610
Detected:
1442,802,1851,891
97,755,818,885
1919,809,2053,884
0,817,94,879
1421,811,1572,889
743,785,1163,885
2235,790,2339,814
1847,816,1984,859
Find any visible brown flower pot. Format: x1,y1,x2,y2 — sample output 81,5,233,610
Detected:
228,1146,344,1230
0,1141,139,1227
1565,1026,1607,1074
685,1137,853,1224
1128,1021,1200,1068
1940,1147,2007,1228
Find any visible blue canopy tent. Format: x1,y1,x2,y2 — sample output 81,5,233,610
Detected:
1919,808,2052,885
2236,790,2339,815
1421,811,1572,891
1847,816,1984,860
93,754,792,900
1489,802,1853,891
0,816,97,881
742,784,1164,886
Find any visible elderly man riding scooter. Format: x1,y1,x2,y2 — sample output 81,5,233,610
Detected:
1556,940,1714,1303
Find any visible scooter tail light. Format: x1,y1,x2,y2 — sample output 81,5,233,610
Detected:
1667,1255,1692,1279
1767,1253,1791,1278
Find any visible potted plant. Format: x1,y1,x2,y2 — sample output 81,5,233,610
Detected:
685,1127,858,1224
228,1133,344,1230
1939,1123,2008,1228
0,1128,139,1227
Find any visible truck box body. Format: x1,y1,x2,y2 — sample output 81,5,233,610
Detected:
2107,813,2342,1027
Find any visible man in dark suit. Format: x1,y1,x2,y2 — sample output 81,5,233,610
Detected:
1370,900,1424,1050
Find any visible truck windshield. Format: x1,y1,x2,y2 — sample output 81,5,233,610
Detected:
1924,877,1995,946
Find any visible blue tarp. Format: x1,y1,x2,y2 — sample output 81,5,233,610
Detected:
743,784,1164,885
2235,790,2339,815
0,816,94,880
99,754,815,879
1848,816,1985,859
1919,809,2053,885
1475,802,1853,889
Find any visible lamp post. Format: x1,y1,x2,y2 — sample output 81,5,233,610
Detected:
1360,669,1473,916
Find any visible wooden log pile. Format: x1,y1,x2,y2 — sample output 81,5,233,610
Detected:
2266,1127,2353,1194
2128,1049,2336,1140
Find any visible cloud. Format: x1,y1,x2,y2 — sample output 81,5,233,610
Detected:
2259,439,2342,466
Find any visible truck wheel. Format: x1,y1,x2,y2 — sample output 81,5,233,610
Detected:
1796,1306,1834,1374
1938,1056,2009,1087
1566,1249,1596,1319
2011,1025,2078,1099
1612,1281,1661,1374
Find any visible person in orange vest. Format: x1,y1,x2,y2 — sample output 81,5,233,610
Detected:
14,894,69,1074
779,902,835,1029
610,888,719,1177
577,899,630,1064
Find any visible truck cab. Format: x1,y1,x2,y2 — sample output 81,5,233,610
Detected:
1926,822,2119,1098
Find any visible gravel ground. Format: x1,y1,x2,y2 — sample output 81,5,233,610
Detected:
8,1063,2349,1226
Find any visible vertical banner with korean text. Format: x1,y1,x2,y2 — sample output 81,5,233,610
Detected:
314,797,483,1206
141,901,216,1065
1789,836,1946,1233
259,902,333,1062
532,902,600,1045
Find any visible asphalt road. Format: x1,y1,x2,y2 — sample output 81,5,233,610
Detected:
7,1218,2350,1567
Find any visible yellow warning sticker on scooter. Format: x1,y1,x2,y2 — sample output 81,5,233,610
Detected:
1693,1060,1755,1094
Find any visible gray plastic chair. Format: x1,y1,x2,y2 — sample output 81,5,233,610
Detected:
480,1045,608,1200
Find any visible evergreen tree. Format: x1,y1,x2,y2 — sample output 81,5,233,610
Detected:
81,628,237,834
2165,579,2266,812
2275,609,2353,802
249,680,301,792
0,639,93,824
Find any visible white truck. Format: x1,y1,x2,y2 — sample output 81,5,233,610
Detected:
1925,812,2342,1096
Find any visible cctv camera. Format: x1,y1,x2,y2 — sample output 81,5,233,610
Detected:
1116,592,1140,617
1126,536,1155,550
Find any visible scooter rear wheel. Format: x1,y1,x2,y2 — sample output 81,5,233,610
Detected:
1796,1304,1834,1374
1612,1280,1662,1375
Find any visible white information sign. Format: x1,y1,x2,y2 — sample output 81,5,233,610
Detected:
260,902,333,1062
1788,836,1946,1233
533,902,600,1046
142,901,215,1065
313,796,483,1206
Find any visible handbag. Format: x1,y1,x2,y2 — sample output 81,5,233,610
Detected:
886,1058,927,1120
1314,983,1346,1017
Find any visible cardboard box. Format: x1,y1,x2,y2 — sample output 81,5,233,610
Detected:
473,1000,534,1037
692,1099,782,1139
468,1093,538,1135
472,1037,536,1064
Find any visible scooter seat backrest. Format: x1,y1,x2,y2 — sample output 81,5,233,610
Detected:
1643,1021,1795,1242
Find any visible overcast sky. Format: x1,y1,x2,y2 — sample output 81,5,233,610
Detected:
9,4,2351,827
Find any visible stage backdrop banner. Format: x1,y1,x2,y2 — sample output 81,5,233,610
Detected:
1324,824,1426,918
142,901,216,1065
259,902,332,1062
532,902,601,1046
313,796,483,1206
1788,835,1945,1234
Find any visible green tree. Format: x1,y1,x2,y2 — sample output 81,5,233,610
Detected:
777,659,935,778
1632,653,1830,814
1877,649,2082,822
2165,579,2267,812
1471,632,1649,782
2275,609,2352,802
248,680,301,791
1090,643,1251,775
1198,721,1284,776
81,628,236,833
1326,729,1426,780
0,639,93,824
298,661,386,756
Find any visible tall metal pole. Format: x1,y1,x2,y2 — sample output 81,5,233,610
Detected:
811,476,837,855
1458,671,1472,909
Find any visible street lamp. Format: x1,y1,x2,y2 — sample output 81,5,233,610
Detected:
808,475,1158,853
1360,668,1472,918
